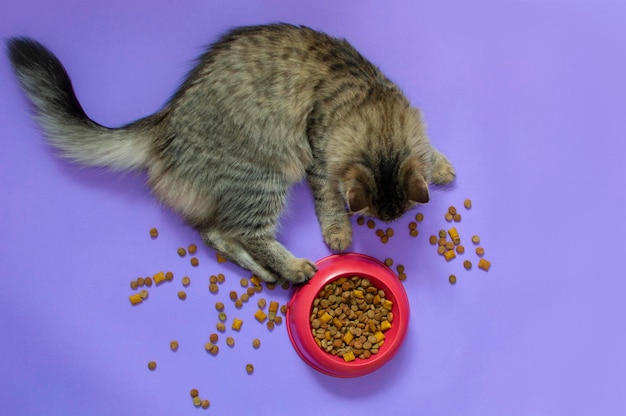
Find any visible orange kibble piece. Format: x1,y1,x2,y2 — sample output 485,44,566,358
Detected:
464,199,472,209
149,228,158,238
410,229,419,237
415,213,424,222
357,216,365,225
478,258,491,271
188,244,197,254
463,260,472,270
216,253,227,263
429,235,437,245
182,276,191,287
366,219,375,229
129,293,143,305
453,213,462,222
456,245,465,254
177,248,186,257
443,250,456,262
476,247,485,257
190,257,199,267
448,206,457,215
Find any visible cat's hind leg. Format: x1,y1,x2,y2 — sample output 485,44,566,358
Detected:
200,229,279,283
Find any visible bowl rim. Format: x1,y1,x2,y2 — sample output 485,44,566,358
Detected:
286,253,410,378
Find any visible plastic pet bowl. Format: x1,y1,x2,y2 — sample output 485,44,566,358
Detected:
286,253,410,378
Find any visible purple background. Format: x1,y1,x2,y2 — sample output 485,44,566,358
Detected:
2,0,626,414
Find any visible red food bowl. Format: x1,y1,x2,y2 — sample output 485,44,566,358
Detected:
286,253,410,378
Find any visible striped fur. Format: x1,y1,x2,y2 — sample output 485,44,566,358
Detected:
7,24,455,283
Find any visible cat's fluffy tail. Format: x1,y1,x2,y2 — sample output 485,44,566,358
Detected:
6,37,153,171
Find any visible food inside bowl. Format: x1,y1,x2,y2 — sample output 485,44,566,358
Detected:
310,275,393,362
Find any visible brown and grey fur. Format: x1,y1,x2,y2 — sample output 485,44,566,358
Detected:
7,24,455,283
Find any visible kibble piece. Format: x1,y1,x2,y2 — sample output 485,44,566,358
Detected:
188,244,197,254
216,322,226,332
266,282,276,290
193,397,202,408
252,338,261,349
215,302,224,312
182,276,191,287
269,301,279,314
139,290,149,299
149,228,158,238
398,272,407,281
415,212,424,222
448,206,457,215
153,271,165,285
445,241,455,250
170,340,179,352
148,361,157,370
380,235,389,244
384,258,394,267
201,400,210,409
471,235,480,244
408,222,417,231
449,274,457,285
375,229,385,238
356,216,365,226
129,293,143,305
130,280,138,290
217,273,225,283
478,258,491,271
165,271,174,281
257,298,267,309
234,299,243,309
232,318,243,331
245,364,254,374
218,312,227,322
190,388,199,399
274,315,283,325
246,286,255,296
439,230,447,239
386,228,395,237
209,333,219,343
255,310,268,323
209,283,219,294
448,227,460,242
429,235,438,245
456,245,465,254
445,212,453,222
444,250,456,262
476,247,485,257
178,291,187,300
343,351,356,362
229,291,238,301
226,337,235,347
144,277,153,287
453,213,462,222
266,321,275,331
410,229,419,237
281,281,291,290
177,248,186,257
216,253,227,263
137,277,145,287
366,219,376,229
240,278,249,288
437,246,446,255
464,199,472,209
190,257,199,267
463,260,472,270
396,264,405,273
241,293,250,303
280,305,287,315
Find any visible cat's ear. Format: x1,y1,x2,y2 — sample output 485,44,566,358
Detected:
402,158,430,204
346,184,369,212
343,165,371,213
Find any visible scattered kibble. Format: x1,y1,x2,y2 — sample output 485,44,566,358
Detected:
429,235,437,245
209,283,219,294
153,271,166,285
456,245,465,254
149,228,158,238
280,304,287,315
129,293,143,305
178,291,187,300
190,257,199,267
449,274,457,285
472,235,480,244
190,389,199,399
409,229,419,237
182,276,191,287
170,340,179,352
177,248,186,257
193,397,202,408
165,271,174,281
216,322,226,332
257,298,267,309
357,216,365,226
252,338,261,349
226,337,235,347
216,253,227,263
144,277,153,287
366,219,375,229
476,247,485,257
415,212,424,222
445,212,453,222
209,333,218,343
148,361,157,370
464,199,472,209
245,363,254,374
201,400,210,409
217,273,225,283
232,318,243,331
188,244,197,254
463,260,472,270
240,278,249,288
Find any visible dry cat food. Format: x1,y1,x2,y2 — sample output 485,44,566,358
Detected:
245,363,254,374
310,276,392,361
188,244,197,254
182,276,191,287
178,290,187,300
148,361,157,371
149,228,158,238
170,340,179,352
252,338,261,349
448,274,457,285
177,247,186,257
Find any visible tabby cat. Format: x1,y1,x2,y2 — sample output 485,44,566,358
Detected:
7,23,455,283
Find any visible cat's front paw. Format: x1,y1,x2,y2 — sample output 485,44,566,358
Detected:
431,151,456,185
323,221,353,252
289,258,317,284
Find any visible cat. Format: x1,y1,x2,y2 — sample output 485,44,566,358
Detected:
7,23,455,284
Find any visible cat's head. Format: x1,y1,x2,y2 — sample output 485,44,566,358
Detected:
328,97,436,222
